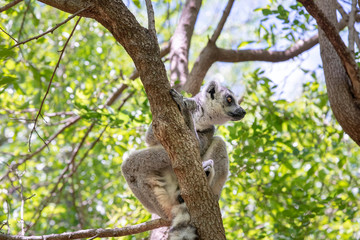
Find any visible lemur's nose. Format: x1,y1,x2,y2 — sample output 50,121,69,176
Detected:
236,107,246,118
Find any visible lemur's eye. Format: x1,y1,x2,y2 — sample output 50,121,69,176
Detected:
227,96,232,104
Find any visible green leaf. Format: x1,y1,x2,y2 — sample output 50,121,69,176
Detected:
262,8,273,16
0,45,16,60
0,75,17,87
238,40,255,49
132,0,141,8
337,158,346,169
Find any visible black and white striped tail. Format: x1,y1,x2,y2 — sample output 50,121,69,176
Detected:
168,202,198,240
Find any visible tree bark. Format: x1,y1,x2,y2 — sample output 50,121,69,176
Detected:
298,0,360,99
37,1,226,239
169,0,202,89
0,219,170,240
312,0,360,146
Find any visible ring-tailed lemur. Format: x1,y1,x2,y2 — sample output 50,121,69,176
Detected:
121,81,246,239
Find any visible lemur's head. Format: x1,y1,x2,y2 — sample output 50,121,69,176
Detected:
200,81,246,125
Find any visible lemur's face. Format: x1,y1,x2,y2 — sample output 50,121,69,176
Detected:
221,90,246,121
204,82,246,125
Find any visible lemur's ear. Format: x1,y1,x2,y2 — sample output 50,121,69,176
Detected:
205,81,219,100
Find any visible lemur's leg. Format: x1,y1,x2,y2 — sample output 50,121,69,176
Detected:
201,136,229,200
123,147,216,219
145,122,159,146
122,146,175,219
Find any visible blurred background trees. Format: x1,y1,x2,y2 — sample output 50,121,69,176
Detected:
0,0,359,239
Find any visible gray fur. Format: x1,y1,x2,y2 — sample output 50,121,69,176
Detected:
121,81,245,238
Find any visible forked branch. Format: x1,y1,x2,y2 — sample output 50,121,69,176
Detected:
169,0,202,88
298,0,360,99
185,9,354,95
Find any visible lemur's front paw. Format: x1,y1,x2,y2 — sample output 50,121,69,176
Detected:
169,89,185,111
202,159,215,184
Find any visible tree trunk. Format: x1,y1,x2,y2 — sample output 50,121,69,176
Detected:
38,0,226,239
315,0,360,145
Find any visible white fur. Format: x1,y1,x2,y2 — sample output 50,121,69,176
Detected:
149,169,180,217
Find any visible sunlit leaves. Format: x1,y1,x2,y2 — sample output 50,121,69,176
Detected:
0,2,150,238
221,69,360,239
0,0,359,239
256,1,315,48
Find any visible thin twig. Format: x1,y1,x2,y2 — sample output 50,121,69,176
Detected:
43,117,76,126
3,109,74,117
18,0,31,41
11,7,91,49
210,0,235,43
0,116,81,183
348,0,357,57
71,125,108,175
0,26,18,43
16,172,26,236
0,0,23,12
6,200,11,234
28,17,82,152
27,125,106,232
117,91,135,111
87,234,99,240
26,122,95,232
0,222,7,231
145,0,157,39
0,152,18,157
104,84,128,106
34,129,49,151
24,194,36,201
69,179,85,228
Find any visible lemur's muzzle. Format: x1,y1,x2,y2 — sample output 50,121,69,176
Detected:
228,107,246,121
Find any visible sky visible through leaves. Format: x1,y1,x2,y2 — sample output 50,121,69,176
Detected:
0,0,359,239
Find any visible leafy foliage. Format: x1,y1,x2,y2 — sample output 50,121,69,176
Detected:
221,70,360,239
0,0,359,240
